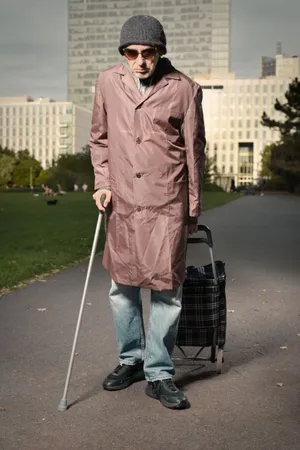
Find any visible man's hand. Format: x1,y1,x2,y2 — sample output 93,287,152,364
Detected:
188,217,198,235
93,189,112,212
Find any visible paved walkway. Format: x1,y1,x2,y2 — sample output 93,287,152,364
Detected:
1,195,300,450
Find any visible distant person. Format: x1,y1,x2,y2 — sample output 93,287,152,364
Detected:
89,15,206,410
257,177,265,196
74,184,79,192
82,183,88,192
230,178,236,192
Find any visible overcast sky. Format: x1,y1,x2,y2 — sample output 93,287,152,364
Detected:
0,0,299,100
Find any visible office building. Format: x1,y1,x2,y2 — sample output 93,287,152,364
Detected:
260,53,300,79
0,97,92,168
260,56,276,78
68,0,231,109
195,55,299,188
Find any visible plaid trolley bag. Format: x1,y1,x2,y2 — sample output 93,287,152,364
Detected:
175,225,226,373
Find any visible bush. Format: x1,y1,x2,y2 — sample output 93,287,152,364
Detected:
264,177,288,191
203,183,225,192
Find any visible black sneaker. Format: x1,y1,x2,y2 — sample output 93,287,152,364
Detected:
145,379,190,410
103,362,145,391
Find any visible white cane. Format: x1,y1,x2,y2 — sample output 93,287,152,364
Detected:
58,195,106,411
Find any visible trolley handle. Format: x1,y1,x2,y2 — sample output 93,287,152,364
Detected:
187,225,218,285
187,225,213,247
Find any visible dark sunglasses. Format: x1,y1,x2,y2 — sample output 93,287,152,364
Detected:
123,47,158,60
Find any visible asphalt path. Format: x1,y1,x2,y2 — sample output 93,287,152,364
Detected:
0,194,300,450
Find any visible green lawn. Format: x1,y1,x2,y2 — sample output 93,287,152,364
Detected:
0,192,240,292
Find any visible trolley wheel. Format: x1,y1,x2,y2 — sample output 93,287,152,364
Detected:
216,348,223,374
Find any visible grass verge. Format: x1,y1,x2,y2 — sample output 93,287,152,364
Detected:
0,192,240,292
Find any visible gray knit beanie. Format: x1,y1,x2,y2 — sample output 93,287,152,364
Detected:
119,15,167,55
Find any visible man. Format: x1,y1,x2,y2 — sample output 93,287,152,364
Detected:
90,15,206,410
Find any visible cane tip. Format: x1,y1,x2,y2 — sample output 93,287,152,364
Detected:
58,398,68,412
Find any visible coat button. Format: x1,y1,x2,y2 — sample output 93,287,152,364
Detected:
136,206,142,212
136,137,141,144
136,173,142,178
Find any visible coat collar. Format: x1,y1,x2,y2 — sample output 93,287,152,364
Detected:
113,58,181,107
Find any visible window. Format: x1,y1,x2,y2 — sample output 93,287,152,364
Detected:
230,153,234,162
231,143,234,151
222,154,226,162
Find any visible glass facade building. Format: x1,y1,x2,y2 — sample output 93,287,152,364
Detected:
68,0,231,109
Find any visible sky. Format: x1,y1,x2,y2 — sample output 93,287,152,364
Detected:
0,0,300,101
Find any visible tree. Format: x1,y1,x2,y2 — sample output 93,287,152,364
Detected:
0,146,15,158
268,134,300,192
261,78,300,136
34,146,95,191
261,78,300,192
0,155,16,186
12,158,42,186
203,156,216,184
260,144,275,178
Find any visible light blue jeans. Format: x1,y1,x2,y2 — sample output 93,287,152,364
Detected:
109,280,183,382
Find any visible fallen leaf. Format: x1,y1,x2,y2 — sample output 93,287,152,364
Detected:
0,407,5,412
276,383,284,387
276,290,281,293
37,308,47,312
297,334,300,337
279,346,288,350
75,352,79,356
262,289,267,292
86,303,92,307
228,309,235,313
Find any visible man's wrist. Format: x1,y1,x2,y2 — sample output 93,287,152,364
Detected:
94,186,111,193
